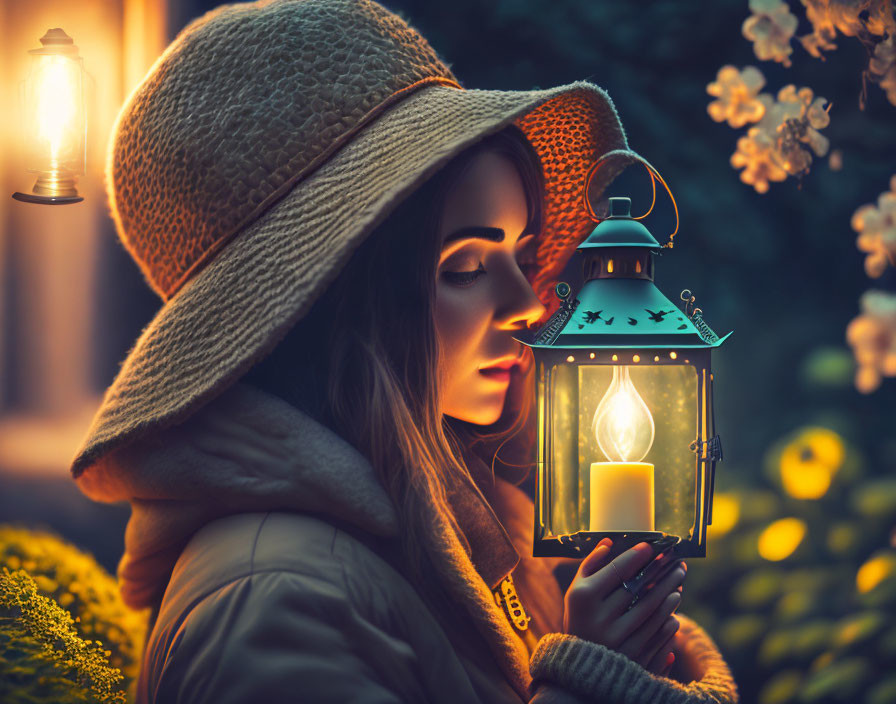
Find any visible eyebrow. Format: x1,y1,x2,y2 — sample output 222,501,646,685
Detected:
442,226,506,246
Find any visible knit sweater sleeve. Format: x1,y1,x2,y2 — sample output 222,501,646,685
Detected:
528,612,739,703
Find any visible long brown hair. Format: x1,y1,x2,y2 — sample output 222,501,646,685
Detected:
242,124,544,597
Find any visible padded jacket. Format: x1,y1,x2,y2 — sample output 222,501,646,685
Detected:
73,382,739,703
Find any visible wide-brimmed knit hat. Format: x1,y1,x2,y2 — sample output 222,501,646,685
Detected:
71,0,648,478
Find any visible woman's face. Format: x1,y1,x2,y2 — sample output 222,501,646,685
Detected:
435,150,547,426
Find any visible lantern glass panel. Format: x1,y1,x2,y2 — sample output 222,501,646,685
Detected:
22,53,85,174
541,360,700,539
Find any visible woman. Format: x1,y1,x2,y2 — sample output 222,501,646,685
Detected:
71,1,738,702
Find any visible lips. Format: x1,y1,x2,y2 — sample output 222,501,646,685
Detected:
478,367,512,382
480,351,523,372
478,355,520,382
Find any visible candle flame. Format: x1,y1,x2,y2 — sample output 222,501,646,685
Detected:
592,366,655,462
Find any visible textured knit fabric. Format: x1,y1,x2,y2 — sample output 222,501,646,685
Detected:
109,0,459,301
77,383,738,703
71,0,651,481
530,622,738,703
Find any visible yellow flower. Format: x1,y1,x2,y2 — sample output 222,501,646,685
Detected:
856,552,896,594
758,517,807,561
0,524,149,691
708,492,741,538
778,427,845,499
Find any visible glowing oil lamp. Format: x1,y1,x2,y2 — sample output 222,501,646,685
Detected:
12,29,86,205
517,196,731,563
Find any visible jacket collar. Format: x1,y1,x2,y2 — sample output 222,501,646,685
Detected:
74,380,519,603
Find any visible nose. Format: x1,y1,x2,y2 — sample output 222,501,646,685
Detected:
495,265,547,332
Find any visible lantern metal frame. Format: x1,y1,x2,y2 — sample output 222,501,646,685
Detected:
517,196,730,560
531,345,722,559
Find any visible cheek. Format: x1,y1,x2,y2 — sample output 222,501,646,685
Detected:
434,285,505,423
435,286,488,346
434,285,492,370
434,277,494,385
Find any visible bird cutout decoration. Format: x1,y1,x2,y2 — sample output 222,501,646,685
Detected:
604,316,615,325
582,310,603,324
627,317,638,326
645,308,672,323
678,324,688,329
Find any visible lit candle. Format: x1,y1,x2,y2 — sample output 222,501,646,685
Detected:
590,462,654,531
589,365,656,532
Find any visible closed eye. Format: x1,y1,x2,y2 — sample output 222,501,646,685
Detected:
439,233,537,287
441,262,486,287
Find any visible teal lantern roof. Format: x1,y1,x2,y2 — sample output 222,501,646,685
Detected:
522,197,731,350
578,196,661,250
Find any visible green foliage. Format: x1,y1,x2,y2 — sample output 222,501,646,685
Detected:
758,669,802,704
0,526,148,703
850,479,896,521
688,422,895,703
774,589,819,622
825,521,863,558
0,526,147,684
798,347,855,390
799,657,869,702
719,613,766,652
732,567,782,609
0,568,126,703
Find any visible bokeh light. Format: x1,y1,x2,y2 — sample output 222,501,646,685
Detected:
779,427,845,499
759,517,808,561
709,492,741,537
857,553,896,594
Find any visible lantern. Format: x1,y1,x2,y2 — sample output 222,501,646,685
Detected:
518,196,730,569
12,28,86,205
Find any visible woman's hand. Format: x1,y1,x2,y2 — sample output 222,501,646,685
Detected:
563,538,686,676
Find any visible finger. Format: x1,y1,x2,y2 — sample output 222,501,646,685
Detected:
611,562,686,624
630,549,676,586
620,566,685,624
623,591,681,656
640,555,685,592
589,542,654,599
645,634,678,676
659,656,674,678
654,648,676,678
641,617,680,671
611,542,657,582
608,562,685,630
619,608,678,664
576,537,614,579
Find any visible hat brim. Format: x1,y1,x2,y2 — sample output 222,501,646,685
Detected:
72,81,644,478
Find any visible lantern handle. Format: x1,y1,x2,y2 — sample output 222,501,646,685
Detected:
583,156,679,249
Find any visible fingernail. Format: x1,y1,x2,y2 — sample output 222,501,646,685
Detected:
681,561,688,572
636,542,652,551
598,537,613,548
666,652,675,666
